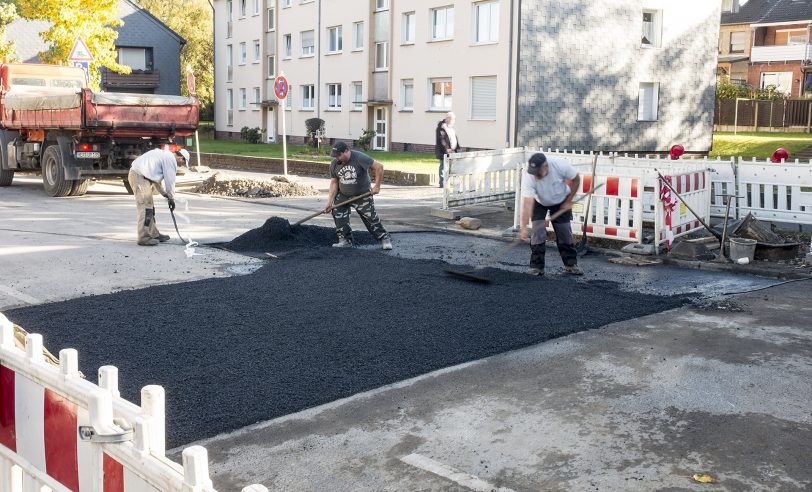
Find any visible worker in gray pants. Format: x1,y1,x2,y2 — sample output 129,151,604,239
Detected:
128,148,189,246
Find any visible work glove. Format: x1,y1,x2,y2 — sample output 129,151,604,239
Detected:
168,198,176,212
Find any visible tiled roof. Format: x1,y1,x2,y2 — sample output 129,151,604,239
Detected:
722,0,812,25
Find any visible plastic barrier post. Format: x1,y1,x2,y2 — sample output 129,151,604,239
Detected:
181,446,213,492
141,386,166,457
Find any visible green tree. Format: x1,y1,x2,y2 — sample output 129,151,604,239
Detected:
135,0,213,108
0,0,19,60
18,0,130,90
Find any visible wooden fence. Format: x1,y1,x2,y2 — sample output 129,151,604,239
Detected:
715,98,812,130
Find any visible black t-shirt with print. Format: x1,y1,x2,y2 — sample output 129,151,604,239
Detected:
330,150,374,196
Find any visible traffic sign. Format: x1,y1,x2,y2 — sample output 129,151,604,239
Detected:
68,37,94,62
274,75,289,100
71,61,90,85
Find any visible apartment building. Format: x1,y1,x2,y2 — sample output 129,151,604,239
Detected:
214,0,720,152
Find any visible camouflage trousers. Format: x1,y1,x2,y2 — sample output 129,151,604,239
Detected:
331,193,390,242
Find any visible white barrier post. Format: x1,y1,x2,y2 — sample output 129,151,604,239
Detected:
99,366,120,398
25,334,44,363
141,386,166,457
181,446,213,492
242,486,269,492
59,349,79,378
0,314,13,349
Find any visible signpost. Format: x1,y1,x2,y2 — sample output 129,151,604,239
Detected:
274,73,289,176
67,37,94,85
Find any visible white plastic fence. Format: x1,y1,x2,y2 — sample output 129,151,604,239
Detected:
443,148,526,209
733,158,812,225
0,313,265,492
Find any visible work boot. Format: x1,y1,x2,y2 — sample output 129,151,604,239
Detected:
528,267,544,276
138,238,159,246
563,265,584,276
381,238,393,250
332,238,352,248
154,234,171,242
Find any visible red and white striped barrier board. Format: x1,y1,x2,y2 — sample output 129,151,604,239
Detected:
0,313,265,492
655,170,712,248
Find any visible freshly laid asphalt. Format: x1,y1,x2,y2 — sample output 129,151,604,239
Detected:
9,229,689,447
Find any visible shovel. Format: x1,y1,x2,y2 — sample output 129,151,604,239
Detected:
576,154,599,256
293,191,373,226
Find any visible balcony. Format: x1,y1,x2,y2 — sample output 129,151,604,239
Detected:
750,44,812,63
101,70,160,90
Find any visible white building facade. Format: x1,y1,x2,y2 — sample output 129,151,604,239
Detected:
213,0,720,153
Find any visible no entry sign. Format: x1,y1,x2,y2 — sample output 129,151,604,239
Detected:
274,75,289,100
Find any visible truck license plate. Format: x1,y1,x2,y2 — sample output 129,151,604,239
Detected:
76,152,100,159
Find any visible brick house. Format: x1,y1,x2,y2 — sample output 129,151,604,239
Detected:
720,0,812,97
6,0,185,95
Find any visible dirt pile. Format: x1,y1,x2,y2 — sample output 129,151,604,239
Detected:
194,173,318,198
224,217,376,252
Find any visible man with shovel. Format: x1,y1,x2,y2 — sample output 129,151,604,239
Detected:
518,152,583,276
324,142,392,250
128,148,189,246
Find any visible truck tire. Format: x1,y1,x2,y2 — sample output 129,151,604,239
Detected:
42,145,73,197
69,179,90,196
0,169,12,187
122,177,134,195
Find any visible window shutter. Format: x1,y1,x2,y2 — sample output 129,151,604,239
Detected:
471,76,497,120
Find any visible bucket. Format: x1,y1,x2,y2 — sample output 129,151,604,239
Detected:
729,237,757,263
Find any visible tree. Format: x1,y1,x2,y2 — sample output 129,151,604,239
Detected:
18,0,130,90
135,0,214,109
0,0,18,60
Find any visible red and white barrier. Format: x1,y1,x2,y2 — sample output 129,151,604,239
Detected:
0,313,265,492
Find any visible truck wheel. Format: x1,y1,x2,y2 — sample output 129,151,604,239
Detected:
122,177,134,195
42,145,72,197
0,169,12,187
69,179,90,196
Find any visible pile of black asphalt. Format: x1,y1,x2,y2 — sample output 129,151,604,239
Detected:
222,217,377,253
9,231,690,448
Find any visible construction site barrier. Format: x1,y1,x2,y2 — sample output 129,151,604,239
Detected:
0,313,264,492
443,148,526,209
731,158,812,226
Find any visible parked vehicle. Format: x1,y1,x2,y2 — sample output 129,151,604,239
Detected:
0,63,198,196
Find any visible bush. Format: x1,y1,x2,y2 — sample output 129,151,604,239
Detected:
240,126,262,144
357,128,376,151
304,118,325,148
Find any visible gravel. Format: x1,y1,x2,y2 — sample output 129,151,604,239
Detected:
194,173,318,198
223,218,378,252
8,245,689,448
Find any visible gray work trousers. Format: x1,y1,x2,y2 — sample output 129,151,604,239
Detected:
128,169,163,244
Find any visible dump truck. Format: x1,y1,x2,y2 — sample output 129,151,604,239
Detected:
0,63,199,196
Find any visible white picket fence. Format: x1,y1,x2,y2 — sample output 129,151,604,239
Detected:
0,313,265,492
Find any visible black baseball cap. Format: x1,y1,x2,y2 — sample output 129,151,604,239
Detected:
527,153,547,174
331,141,349,157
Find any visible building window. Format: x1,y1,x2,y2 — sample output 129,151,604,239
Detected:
285,93,292,109
267,8,275,31
474,1,499,44
267,55,275,77
226,89,234,125
431,6,454,40
471,76,496,120
787,30,807,45
253,87,261,110
760,72,793,96
239,42,247,64
638,82,659,121
641,10,662,48
403,12,415,44
253,39,261,63
282,0,291,7
227,0,233,21
239,0,246,17
722,0,733,12
375,42,388,70
351,82,363,110
327,25,343,53
118,47,152,71
430,78,452,110
376,0,388,11
253,0,260,15
327,83,342,109
401,79,414,110
729,31,746,54
301,30,315,56
353,21,364,50
283,34,292,58
239,88,247,110
301,84,315,109
226,45,233,81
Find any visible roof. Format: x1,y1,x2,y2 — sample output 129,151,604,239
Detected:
722,0,812,25
125,0,186,45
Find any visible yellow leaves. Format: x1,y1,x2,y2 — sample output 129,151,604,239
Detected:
692,473,716,484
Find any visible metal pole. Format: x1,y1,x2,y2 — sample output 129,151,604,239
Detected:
194,130,202,168
281,72,288,176
734,98,740,134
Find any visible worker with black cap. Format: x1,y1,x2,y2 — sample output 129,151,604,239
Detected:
517,152,583,276
323,141,392,250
